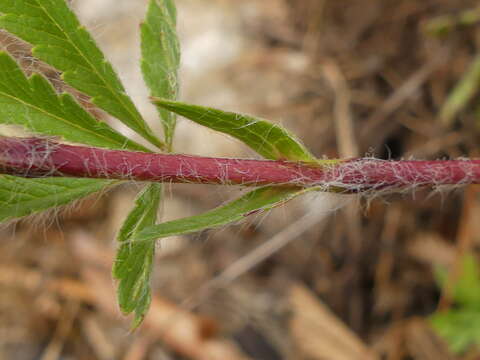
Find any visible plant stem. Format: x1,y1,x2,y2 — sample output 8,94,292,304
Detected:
0,136,479,192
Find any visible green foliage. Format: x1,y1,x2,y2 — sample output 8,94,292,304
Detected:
439,54,480,125
425,6,480,37
134,186,312,244
153,99,317,162
425,7,480,126
111,0,182,326
431,254,480,354
0,0,326,327
0,176,114,222
0,52,146,151
113,184,162,328
0,0,164,149
431,310,480,354
0,48,142,227
141,0,180,148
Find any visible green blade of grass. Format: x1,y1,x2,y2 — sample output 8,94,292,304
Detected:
141,0,180,148
425,7,480,37
440,54,480,126
0,0,164,149
152,99,317,162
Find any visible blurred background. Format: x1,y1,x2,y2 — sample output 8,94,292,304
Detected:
2,0,480,359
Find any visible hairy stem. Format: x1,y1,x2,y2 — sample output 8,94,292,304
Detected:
0,136,479,192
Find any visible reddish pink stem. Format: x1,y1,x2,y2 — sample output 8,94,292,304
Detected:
0,137,479,191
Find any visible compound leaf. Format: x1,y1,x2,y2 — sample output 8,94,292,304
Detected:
152,99,317,162
141,0,180,148
113,183,162,328
0,0,164,149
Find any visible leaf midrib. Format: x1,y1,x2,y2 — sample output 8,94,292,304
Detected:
0,88,128,149
1,183,108,209
183,110,300,159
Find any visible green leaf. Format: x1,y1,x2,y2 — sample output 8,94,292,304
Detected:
425,7,480,37
0,52,137,229
0,52,146,151
0,175,113,222
0,0,164,149
440,53,480,126
431,254,480,354
141,0,180,148
435,254,480,308
113,0,181,327
430,309,480,354
133,186,313,244
452,255,480,308
152,99,317,162
113,183,162,328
